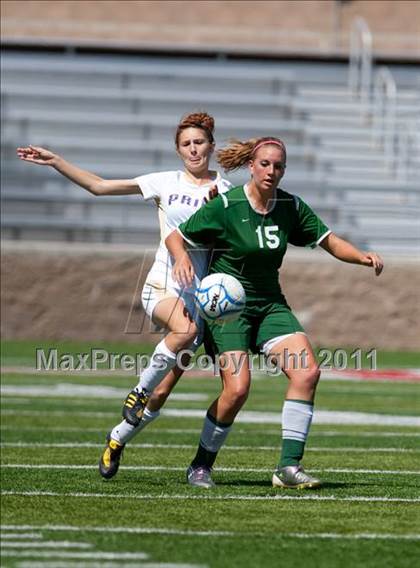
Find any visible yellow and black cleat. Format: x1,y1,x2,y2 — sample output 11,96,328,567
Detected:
122,388,149,426
99,434,124,480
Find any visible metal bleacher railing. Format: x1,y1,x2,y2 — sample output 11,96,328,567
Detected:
372,66,396,172
1,22,419,254
397,123,420,183
348,17,420,184
348,17,373,110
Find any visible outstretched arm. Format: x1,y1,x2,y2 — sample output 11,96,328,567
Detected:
16,145,141,196
165,230,195,287
319,232,384,276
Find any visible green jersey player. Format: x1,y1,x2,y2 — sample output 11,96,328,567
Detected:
177,183,329,353
166,136,384,490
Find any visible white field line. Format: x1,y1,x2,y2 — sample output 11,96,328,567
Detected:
0,533,42,539
2,383,416,399
0,426,207,434
1,399,34,405
285,532,420,541
1,541,92,549
1,551,149,560
1,407,419,426
2,490,420,503
0,524,234,537
1,442,418,452
15,564,206,568
15,563,206,568
1,399,108,407
309,431,420,438
1,426,419,438
2,464,420,476
2,525,419,543
233,410,420,427
0,385,207,401
0,410,114,418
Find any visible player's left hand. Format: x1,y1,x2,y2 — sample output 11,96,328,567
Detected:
361,252,384,276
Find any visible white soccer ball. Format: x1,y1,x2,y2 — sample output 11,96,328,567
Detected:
195,273,246,323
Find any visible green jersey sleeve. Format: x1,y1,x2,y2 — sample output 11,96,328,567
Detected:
178,194,226,246
288,196,330,248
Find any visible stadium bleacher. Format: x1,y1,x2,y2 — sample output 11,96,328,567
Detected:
1,50,419,254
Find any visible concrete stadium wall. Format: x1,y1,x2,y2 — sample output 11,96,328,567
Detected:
2,248,419,351
2,0,419,58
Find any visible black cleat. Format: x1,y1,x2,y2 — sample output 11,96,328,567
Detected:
122,388,149,426
98,433,125,479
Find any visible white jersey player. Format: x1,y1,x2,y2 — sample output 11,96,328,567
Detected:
17,111,232,479
138,169,231,319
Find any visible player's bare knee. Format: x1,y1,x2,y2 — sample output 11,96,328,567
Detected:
287,363,320,391
182,320,198,338
301,365,321,389
172,323,198,350
226,385,249,410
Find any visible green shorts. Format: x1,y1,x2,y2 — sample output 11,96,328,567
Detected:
205,297,304,355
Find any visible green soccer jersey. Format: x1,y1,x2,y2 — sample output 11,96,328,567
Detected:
178,185,330,300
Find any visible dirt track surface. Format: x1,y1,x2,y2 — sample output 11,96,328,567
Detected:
3,249,419,350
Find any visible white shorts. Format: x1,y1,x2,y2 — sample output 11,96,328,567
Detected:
141,278,203,351
141,279,197,320
260,332,307,356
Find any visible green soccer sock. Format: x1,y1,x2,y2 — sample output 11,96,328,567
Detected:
279,399,314,468
280,439,305,467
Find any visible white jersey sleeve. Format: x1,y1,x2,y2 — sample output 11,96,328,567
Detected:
218,177,234,194
134,171,178,201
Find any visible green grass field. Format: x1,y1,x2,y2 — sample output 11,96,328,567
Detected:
1,341,420,567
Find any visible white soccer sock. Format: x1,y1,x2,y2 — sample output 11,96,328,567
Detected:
282,399,314,442
136,339,177,393
200,413,232,453
110,408,160,444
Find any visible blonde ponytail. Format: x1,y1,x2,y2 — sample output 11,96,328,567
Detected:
216,137,286,172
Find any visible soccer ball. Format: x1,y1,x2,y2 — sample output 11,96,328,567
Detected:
195,273,246,323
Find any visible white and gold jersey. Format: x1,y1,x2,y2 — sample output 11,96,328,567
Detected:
135,170,232,302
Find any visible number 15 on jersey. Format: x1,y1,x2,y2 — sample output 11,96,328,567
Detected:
255,225,281,249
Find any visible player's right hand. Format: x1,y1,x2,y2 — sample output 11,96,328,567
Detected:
16,145,57,166
203,185,219,203
361,252,384,276
172,254,195,288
